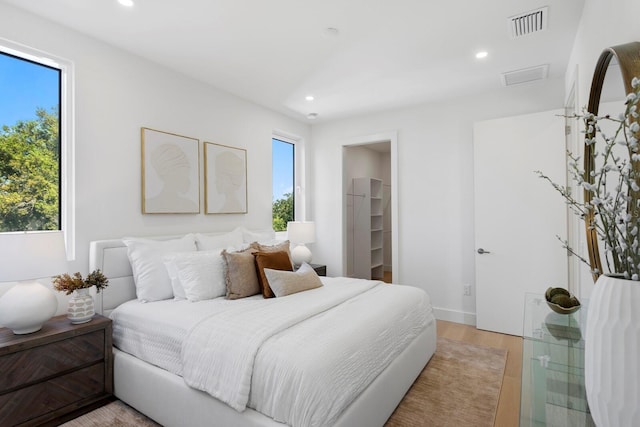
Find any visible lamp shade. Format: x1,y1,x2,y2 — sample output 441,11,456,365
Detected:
0,231,67,334
287,221,316,244
0,231,68,282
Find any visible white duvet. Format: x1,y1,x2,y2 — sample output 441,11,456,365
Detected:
182,278,431,427
111,277,433,427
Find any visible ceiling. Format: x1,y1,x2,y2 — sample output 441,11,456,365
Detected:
4,0,585,123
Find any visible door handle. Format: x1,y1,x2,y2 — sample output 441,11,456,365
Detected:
477,248,491,254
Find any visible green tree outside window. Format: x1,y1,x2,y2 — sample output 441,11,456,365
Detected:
0,108,60,231
272,192,293,231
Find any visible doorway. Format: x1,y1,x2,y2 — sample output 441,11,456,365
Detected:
342,131,398,283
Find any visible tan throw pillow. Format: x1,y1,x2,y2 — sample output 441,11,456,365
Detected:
221,249,260,299
264,263,323,297
251,240,293,268
254,250,294,298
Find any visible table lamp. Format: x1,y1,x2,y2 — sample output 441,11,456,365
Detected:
0,231,67,334
287,221,316,266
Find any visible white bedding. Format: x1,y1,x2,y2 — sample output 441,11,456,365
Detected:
111,293,264,375
110,277,434,427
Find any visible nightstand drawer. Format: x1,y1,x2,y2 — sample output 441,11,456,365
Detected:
0,363,104,426
0,330,104,392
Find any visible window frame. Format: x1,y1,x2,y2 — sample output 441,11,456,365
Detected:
272,137,296,228
0,38,75,258
272,131,305,230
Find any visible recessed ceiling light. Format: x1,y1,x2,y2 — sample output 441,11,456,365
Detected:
307,113,318,120
118,0,134,7
475,51,488,59
305,95,315,101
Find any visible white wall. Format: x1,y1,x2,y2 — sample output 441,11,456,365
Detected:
311,79,566,323
566,0,640,109
565,0,640,298
0,4,310,312
344,146,385,183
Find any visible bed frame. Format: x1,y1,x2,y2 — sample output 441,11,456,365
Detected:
90,235,437,427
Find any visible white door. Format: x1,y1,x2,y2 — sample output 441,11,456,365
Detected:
474,109,568,336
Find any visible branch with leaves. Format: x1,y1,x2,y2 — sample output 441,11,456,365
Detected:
52,269,109,295
537,76,640,280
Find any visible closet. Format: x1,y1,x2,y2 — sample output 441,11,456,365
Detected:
353,177,384,279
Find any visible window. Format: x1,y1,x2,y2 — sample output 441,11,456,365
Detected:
0,51,60,231
272,138,295,231
0,41,74,256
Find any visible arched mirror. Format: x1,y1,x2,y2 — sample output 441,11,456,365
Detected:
584,42,640,281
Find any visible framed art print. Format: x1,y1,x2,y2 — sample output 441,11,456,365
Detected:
204,141,247,214
141,127,200,214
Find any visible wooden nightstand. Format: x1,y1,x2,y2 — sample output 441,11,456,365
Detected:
295,263,327,276
0,314,113,426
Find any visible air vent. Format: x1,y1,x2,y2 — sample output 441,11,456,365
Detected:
501,64,549,86
508,6,548,38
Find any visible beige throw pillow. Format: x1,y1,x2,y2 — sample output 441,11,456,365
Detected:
263,263,323,297
221,249,260,299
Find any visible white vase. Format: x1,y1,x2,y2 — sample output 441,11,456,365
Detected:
67,288,95,324
585,275,640,427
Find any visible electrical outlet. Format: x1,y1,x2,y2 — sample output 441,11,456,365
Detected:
463,284,472,296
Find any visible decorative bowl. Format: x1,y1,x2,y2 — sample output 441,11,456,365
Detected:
545,287,581,315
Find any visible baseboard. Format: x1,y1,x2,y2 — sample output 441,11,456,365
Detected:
433,307,476,326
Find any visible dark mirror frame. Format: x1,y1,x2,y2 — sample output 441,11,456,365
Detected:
584,42,640,281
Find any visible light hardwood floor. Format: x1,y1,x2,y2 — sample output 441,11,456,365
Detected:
436,319,523,427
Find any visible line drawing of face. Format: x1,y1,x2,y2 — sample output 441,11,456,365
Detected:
214,150,245,212
146,143,197,212
151,143,191,193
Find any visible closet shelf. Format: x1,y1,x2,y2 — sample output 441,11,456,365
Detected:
353,177,385,280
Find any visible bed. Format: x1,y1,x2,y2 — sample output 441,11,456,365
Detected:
89,230,437,427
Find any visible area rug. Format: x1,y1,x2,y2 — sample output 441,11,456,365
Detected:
61,337,507,427
385,337,507,427
59,400,161,427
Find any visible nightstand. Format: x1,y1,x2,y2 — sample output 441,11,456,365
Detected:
0,314,113,426
295,263,327,276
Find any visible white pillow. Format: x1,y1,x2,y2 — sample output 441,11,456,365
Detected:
163,250,226,302
123,234,197,302
242,228,276,244
163,256,187,300
264,263,323,297
195,228,243,251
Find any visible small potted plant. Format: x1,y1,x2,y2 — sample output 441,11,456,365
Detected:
52,270,109,324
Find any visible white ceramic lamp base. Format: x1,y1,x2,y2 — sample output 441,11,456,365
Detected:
291,244,312,266
0,281,58,334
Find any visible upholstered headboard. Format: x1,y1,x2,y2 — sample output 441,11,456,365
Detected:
89,229,279,316
89,234,206,316
89,238,140,316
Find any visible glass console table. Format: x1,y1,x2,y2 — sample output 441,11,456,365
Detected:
520,293,595,426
